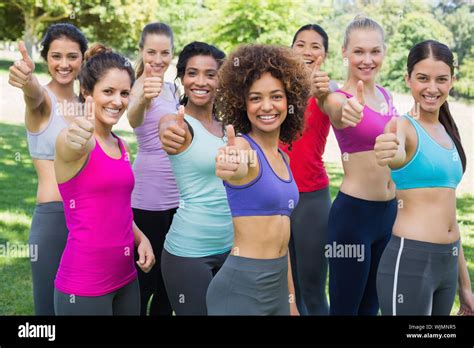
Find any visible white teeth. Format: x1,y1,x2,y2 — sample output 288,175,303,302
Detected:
58,71,71,76
304,60,313,64
423,95,438,101
104,107,120,114
193,90,208,95
258,115,277,120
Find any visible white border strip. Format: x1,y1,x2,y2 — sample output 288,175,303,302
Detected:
392,237,404,316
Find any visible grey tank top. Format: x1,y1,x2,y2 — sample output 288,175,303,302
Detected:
27,86,69,160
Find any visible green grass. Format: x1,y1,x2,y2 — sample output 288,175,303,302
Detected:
0,121,472,315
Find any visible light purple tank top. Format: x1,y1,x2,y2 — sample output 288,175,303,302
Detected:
131,82,180,211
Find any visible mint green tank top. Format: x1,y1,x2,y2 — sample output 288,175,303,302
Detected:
164,115,233,257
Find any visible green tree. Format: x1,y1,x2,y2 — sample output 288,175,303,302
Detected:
381,11,453,92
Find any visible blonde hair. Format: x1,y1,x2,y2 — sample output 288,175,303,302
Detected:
343,15,385,49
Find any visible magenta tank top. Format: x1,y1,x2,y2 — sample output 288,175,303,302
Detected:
332,85,398,154
55,133,137,296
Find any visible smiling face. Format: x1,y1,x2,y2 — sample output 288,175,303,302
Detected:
182,55,219,107
47,37,83,85
292,30,326,70
406,56,453,115
246,72,288,134
343,29,385,82
90,68,132,126
141,34,172,77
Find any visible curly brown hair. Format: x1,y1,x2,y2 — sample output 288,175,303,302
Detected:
215,44,310,145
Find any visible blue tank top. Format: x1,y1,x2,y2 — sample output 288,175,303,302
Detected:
27,86,68,160
224,134,299,217
391,114,462,190
164,115,234,257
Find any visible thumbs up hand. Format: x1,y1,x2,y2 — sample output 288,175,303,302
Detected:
341,80,365,127
142,63,163,101
216,125,242,180
374,117,400,167
65,96,95,151
310,56,330,99
8,41,36,89
160,105,188,154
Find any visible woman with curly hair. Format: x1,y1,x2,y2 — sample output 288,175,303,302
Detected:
206,44,310,315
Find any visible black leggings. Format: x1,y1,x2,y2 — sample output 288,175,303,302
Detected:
161,248,229,315
327,191,397,315
132,207,176,316
289,188,331,315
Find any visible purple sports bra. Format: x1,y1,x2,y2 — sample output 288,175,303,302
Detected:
332,85,398,154
224,134,299,217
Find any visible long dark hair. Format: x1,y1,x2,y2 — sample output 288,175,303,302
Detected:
407,40,466,172
40,22,88,60
175,41,225,106
135,22,174,78
291,24,329,53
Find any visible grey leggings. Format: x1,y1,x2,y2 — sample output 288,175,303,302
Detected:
161,248,229,315
54,279,140,315
289,188,331,315
28,202,69,316
377,235,459,315
206,254,290,315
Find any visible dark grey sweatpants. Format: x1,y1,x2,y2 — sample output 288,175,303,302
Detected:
377,235,459,315
161,248,229,315
206,254,290,315
54,279,140,315
28,202,69,316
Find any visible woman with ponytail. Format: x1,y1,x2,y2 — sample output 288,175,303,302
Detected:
8,23,87,315
127,22,178,316
53,43,155,315
375,40,474,315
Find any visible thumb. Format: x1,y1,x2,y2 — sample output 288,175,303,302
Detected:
84,96,95,125
356,80,365,105
19,41,33,68
385,117,397,135
176,105,185,128
314,56,323,71
226,125,236,146
145,63,153,78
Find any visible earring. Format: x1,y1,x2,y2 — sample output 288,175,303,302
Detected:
343,57,349,67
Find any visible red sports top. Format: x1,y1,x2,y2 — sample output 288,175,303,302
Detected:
280,97,330,192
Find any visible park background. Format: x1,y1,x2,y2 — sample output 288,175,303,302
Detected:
0,0,472,315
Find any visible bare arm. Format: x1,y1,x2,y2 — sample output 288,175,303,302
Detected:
8,42,49,119
127,64,163,128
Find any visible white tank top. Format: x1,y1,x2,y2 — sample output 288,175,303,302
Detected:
26,86,68,160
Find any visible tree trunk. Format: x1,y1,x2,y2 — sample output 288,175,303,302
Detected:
23,6,36,58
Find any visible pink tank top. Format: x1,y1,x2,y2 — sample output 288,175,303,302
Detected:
332,86,398,154
55,133,137,296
